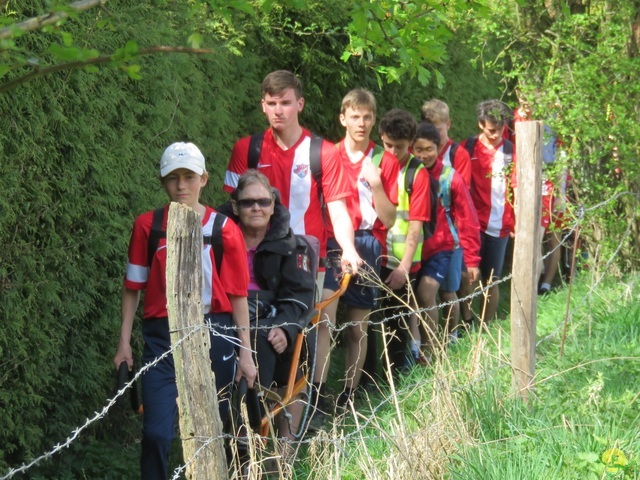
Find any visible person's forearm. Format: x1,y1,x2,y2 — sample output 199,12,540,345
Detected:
327,199,357,255
371,185,396,229
119,287,140,346
399,220,422,272
229,295,252,353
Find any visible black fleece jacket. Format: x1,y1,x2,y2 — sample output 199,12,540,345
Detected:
217,200,316,350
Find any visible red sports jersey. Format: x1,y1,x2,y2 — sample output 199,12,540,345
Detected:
440,139,471,188
224,128,350,255
380,161,431,271
463,137,516,238
124,205,249,319
421,159,481,267
327,140,399,247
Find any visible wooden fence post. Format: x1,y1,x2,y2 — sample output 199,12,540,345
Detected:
166,202,227,479
510,120,543,402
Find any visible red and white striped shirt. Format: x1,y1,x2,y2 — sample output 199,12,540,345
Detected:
124,205,249,319
224,128,350,255
327,140,399,247
463,137,516,238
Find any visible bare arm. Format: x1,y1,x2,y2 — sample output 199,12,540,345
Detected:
229,294,257,388
361,158,397,229
385,220,422,291
326,199,362,274
113,286,141,371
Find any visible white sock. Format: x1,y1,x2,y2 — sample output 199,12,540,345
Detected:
540,282,552,291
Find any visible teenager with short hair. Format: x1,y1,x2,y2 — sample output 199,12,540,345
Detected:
421,98,471,187
413,124,480,357
114,142,256,479
323,89,399,408
376,108,432,374
224,70,362,426
459,100,516,323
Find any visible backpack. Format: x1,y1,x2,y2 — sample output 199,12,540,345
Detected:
147,207,225,274
437,165,459,248
295,234,320,306
448,143,459,168
404,160,459,243
404,157,438,239
248,130,324,186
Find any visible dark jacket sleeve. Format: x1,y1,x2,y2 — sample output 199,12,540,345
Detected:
270,241,316,351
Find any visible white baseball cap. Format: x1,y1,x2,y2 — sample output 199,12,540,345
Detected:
160,142,206,177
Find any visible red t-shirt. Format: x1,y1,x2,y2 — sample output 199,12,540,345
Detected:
224,128,350,255
124,205,249,319
440,139,471,188
463,136,516,238
421,159,481,267
327,140,399,247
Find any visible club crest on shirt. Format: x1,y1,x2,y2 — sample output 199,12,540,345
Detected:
297,253,310,272
359,176,371,189
293,164,309,178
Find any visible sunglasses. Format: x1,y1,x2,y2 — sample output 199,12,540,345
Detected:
236,197,273,209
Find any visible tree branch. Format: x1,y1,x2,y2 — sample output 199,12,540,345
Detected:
0,46,214,93
0,0,107,40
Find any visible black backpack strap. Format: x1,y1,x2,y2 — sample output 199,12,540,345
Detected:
247,133,264,169
464,136,478,159
203,212,226,276
450,142,459,168
147,207,166,268
309,132,323,184
404,156,422,195
503,139,513,156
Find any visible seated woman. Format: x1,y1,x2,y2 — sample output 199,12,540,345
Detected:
220,169,316,439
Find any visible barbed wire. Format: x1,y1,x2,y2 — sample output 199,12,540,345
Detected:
3,190,638,479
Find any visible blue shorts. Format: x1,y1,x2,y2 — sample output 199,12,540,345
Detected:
418,249,461,292
479,232,509,281
324,231,382,309
442,248,463,292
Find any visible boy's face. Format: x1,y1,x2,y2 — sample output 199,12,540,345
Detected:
478,120,504,147
412,138,439,169
432,120,451,149
340,106,375,145
262,88,304,133
162,168,207,208
380,134,411,164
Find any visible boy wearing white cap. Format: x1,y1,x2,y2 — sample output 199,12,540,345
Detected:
113,142,256,479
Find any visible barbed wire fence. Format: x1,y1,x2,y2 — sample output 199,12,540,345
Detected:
2,191,638,480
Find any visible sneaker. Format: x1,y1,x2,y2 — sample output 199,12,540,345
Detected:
538,285,551,296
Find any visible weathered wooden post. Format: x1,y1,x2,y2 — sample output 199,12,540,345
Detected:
166,202,227,479
510,121,543,402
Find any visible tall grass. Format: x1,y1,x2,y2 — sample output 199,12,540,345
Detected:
279,273,640,480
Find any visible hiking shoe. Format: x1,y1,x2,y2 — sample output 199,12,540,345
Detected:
538,285,551,296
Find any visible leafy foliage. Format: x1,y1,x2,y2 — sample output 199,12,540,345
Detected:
467,0,640,270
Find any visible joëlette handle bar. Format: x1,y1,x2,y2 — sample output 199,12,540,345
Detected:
117,361,143,414
259,272,352,435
